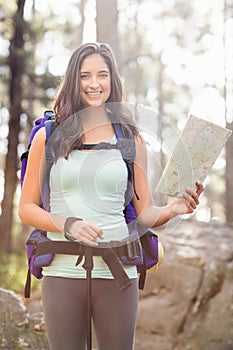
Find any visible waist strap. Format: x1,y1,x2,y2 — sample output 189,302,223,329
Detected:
35,239,141,290
35,239,140,257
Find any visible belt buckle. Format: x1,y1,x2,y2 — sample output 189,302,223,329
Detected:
126,240,139,259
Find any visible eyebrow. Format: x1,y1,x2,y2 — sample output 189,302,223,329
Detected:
80,69,110,74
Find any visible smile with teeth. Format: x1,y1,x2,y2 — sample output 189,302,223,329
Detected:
86,91,102,97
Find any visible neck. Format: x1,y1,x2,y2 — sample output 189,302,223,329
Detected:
81,105,111,130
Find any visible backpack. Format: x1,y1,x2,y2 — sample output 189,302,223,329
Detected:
21,110,164,298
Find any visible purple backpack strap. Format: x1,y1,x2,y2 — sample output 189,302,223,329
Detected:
20,110,55,187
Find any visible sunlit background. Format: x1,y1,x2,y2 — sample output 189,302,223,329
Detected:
0,0,233,225
21,0,232,130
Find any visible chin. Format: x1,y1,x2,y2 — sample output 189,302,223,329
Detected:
86,101,105,108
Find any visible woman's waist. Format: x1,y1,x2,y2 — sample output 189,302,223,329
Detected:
52,207,127,227
48,218,129,242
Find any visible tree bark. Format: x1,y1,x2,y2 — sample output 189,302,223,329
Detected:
0,0,26,253
96,0,120,62
79,0,85,43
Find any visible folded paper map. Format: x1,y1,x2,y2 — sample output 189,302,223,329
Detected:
155,115,232,197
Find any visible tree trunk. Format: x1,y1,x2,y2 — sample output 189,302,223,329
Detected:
79,0,85,43
0,0,26,253
96,0,120,62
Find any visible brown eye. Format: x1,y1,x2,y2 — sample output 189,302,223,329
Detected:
99,73,109,78
80,74,89,80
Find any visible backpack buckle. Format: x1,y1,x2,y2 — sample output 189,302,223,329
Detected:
126,240,139,259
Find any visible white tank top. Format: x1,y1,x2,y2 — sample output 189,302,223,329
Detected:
43,137,137,279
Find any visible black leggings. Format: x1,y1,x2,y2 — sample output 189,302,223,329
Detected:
42,277,139,350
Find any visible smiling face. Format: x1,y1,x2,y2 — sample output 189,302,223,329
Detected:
80,54,111,108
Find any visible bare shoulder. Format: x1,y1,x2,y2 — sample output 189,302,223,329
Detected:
32,127,46,145
29,127,46,156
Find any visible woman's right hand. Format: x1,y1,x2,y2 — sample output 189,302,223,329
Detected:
68,220,104,246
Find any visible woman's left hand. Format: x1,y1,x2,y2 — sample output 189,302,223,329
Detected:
172,181,204,216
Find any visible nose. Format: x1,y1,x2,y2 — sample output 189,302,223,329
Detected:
89,76,99,88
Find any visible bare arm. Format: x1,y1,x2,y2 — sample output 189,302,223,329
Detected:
18,128,61,231
18,128,103,245
132,135,204,228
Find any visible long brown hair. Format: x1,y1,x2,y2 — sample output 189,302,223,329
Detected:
52,43,138,158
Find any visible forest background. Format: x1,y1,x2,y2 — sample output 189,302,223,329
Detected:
0,0,232,294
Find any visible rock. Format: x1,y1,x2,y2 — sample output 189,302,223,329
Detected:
135,220,233,350
0,288,49,350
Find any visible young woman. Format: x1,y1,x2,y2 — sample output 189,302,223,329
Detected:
18,42,204,350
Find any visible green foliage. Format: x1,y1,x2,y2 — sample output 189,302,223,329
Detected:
0,252,40,295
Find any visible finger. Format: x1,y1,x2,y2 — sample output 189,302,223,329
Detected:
69,221,97,241
185,188,199,205
74,229,99,245
183,192,197,209
80,236,98,246
191,190,199,204
65,229,98,246
80,225,100,241
195,181,204,196
78,221,99,238
86,221,104,239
